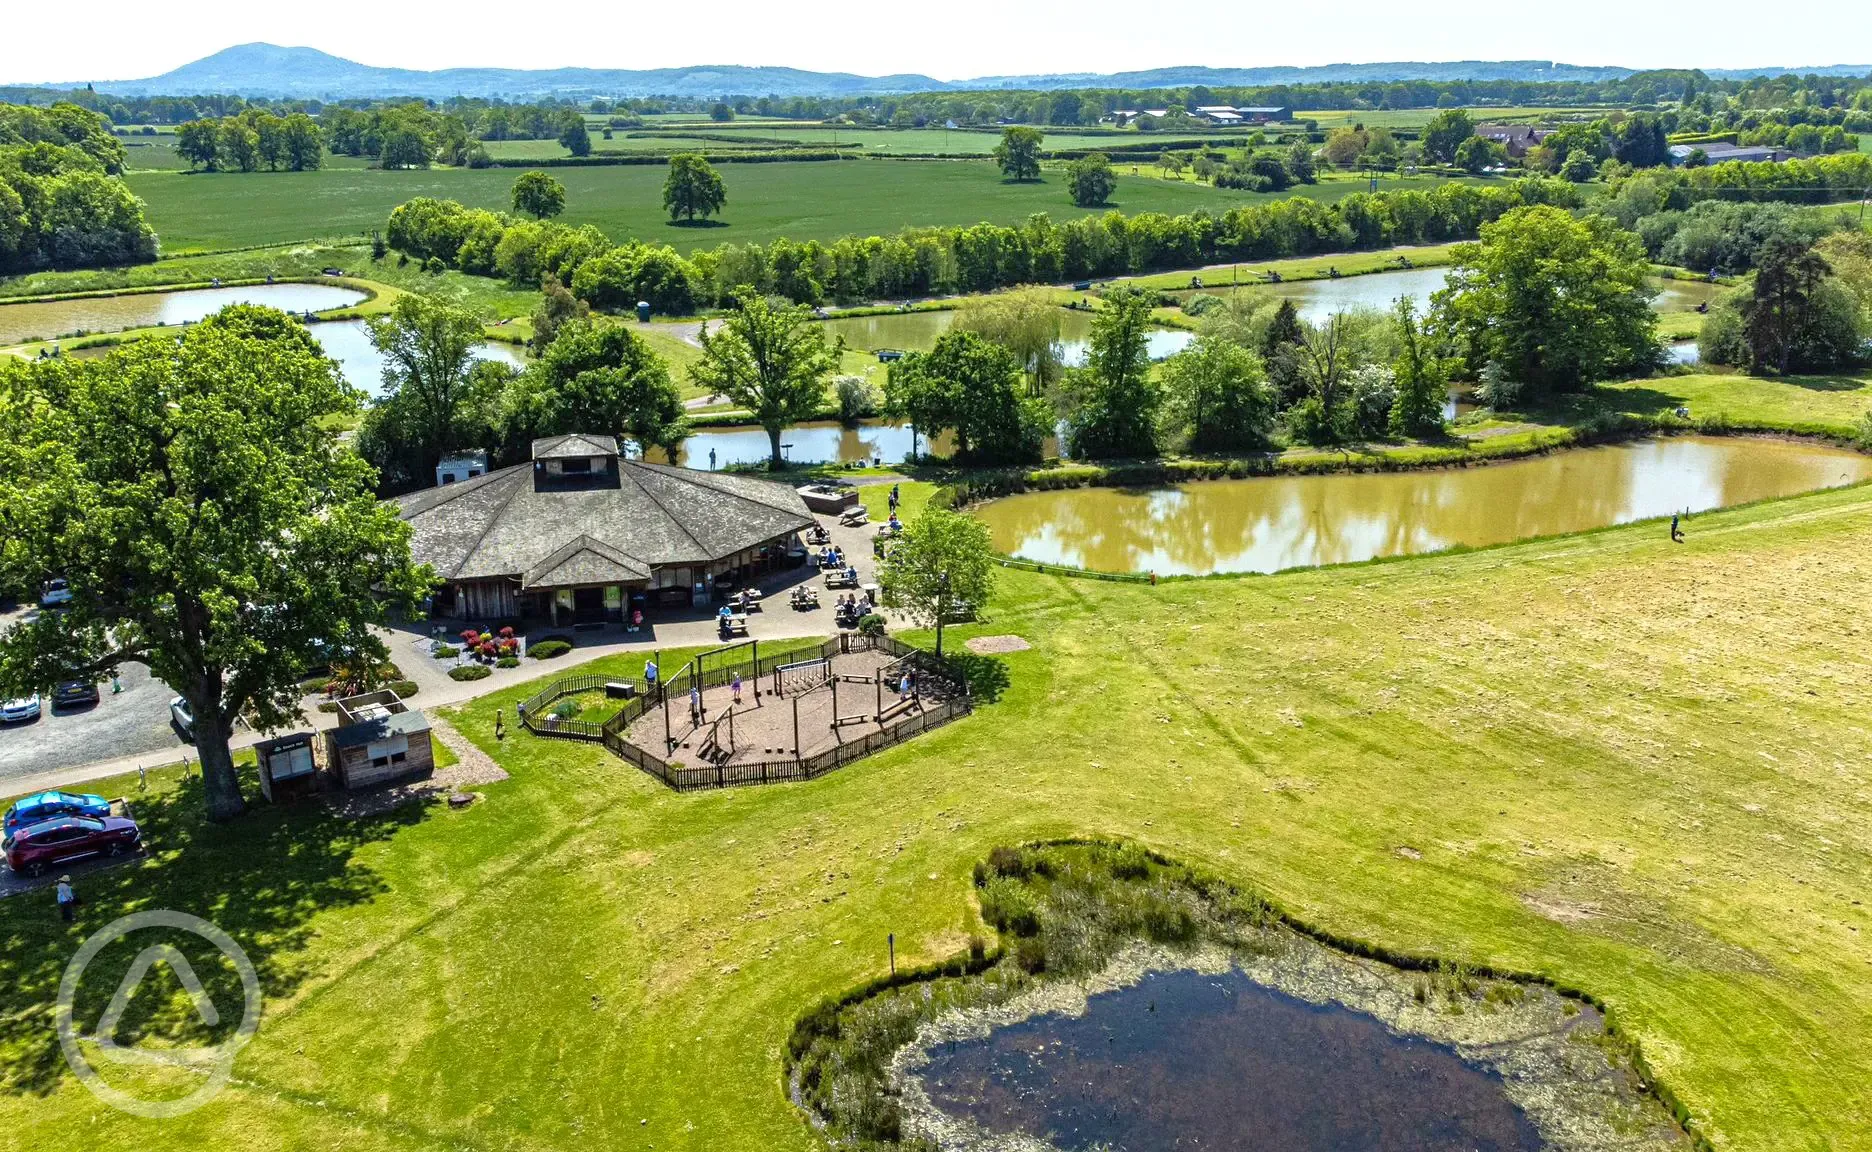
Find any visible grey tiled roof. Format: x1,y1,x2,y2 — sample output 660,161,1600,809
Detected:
332,709,432,749
522,534,651,589
393,458,813,584
533,433,619,460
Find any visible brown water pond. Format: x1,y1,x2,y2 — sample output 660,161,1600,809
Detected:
975,436,1872,575
0,283,366,345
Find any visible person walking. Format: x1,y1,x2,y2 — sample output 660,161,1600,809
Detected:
645,658,659,693
56,876,75,922
690,683,703,726
1671,513,1684,543
899,673,912,703
731,673,743,706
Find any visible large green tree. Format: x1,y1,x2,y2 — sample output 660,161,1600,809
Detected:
503,318,687,459
1420,109,1475,164
691,288,842,466
366,294,491,480
662,153,726,223
953,287,1065,392
1066,153,1115,207
1740,237,1862,374
1058,288,1161,458
885,331,1049,464
1159,336,1276,452
511,170,566,220
558,118,592,157
0,307,427,822
993,126,1044,182
1433,205,1657,396
1388,297,1448,437
878,507,996,658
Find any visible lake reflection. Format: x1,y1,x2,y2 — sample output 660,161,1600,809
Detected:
648,420,955,468
0,283,366,345
1232,268,1721,326
976,436,1872,575
917,967,1542,1152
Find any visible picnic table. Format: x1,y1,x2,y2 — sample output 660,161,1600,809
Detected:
790,587,820,610
838,508,870,527
719,613,750,637
735,588,763,612
825,571,859,590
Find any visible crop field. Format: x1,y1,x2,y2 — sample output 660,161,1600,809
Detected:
4,477,1872,1151
125,159,1450,254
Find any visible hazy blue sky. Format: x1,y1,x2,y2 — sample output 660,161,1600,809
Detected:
7,1,1866,84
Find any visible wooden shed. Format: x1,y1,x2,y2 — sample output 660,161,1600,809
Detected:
324,692,435,791
254,732,322,803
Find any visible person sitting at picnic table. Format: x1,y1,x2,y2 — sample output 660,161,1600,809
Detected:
718,604,734,624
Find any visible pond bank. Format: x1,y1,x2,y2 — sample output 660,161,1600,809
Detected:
789,842,1697,1152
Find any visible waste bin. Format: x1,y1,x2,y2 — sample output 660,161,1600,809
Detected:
636,301,651,322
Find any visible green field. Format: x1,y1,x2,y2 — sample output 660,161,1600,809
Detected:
6,472,1872,1150
125,160,1472,255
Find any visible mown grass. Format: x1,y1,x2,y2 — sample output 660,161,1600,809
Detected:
121,161,1494,255
4,480,1872,1149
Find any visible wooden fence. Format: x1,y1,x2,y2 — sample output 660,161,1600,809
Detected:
521,632,977,792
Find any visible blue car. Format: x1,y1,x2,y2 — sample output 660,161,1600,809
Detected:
3,791,112,845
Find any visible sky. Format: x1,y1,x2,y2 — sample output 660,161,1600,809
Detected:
6,0,1867,84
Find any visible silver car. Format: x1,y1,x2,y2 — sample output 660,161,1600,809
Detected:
1,693,42,723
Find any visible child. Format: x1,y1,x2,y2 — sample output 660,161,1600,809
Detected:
731,673,743,706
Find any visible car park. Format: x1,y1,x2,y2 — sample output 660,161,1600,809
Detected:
4,814,140,877
1,693,41,723
51,680,101,710
4,790,112,845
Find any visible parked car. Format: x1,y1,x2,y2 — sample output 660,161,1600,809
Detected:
39,578,72,608
4,791,112,845
169,696,195,740
51,680,101,709
0,693,41,723
5,815,140,877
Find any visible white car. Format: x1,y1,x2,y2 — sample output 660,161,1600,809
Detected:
169,696,195,740
1,693,42,723
39,578,72,608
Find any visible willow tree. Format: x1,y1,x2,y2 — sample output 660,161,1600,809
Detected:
953,287,1065,393
0,307,428,822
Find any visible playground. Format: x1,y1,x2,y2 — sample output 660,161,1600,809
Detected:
623,645,960,772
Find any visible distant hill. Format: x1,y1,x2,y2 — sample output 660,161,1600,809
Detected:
38,44,1872,100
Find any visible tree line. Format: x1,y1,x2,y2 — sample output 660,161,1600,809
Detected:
387,175,1583,312
175,110,324,171
0,102,156,273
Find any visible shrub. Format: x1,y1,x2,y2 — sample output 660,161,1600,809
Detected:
978,876,1040,936
300,675,332,694
497,655,520,668
1183,292,1224,316
835,375,880,423
424,256,445,274
528,639,573,659
449,665,492,681
316,700,340,713
433,644,459,658
856,613,886,637
551,699,580,719
1014,935,1048,974
1110,843,1152,881
985,845,1029,878
387,680,419,699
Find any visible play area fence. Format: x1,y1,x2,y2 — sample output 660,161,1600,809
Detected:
518,633,975,791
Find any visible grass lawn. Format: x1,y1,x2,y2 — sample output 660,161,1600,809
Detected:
122,161,1492,256
1597,370,1872,435
6,480,1872,1149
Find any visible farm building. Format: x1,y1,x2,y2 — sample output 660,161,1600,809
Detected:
394,433,814,623
1668,142,1793,164
1475,124,1552,157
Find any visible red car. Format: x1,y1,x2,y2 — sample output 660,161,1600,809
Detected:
5,815,140,877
